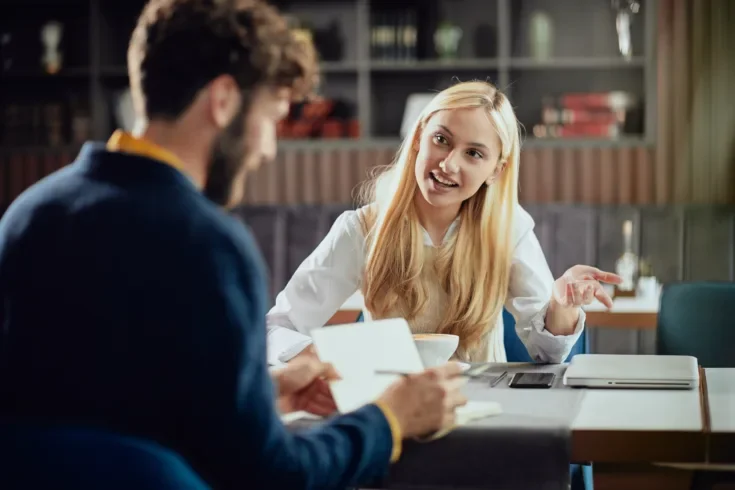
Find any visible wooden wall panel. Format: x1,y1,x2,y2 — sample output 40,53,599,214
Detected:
683,208,735,281
639,208,684,283
238,144,659,206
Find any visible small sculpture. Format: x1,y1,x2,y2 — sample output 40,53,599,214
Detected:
611,0,640,60
41,21,64,74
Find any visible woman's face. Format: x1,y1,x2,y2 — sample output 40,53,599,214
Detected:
413,107,503,210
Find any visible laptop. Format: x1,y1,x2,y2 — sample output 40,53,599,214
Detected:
563,354,699,389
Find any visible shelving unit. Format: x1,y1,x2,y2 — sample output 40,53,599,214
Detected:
0,0,658,153
275,0,658,147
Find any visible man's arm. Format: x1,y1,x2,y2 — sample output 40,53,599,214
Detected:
182,226,394,490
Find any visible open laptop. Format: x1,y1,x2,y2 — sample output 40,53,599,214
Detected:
563,354,699,389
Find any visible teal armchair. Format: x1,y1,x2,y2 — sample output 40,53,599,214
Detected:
657,281,735,367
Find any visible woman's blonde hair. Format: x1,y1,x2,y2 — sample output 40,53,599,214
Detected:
359,80,521,355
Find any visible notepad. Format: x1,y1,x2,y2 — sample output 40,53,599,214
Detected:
311,319,502,431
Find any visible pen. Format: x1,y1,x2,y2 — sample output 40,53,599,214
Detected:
490,371,508,387
375,364,491,380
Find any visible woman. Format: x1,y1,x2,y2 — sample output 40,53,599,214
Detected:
266,80,620,366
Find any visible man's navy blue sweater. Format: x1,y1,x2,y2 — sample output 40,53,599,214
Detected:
0,144,393,489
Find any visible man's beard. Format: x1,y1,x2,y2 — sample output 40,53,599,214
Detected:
203,105,249,208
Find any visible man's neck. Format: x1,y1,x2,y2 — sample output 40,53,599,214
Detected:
134,121,209,189
413,195,460,246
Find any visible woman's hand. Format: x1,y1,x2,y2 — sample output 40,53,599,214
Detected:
546,265,622,336
553,265,622,308
272,355,339,416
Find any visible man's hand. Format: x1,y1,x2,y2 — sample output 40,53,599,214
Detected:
376,362,468,438
290,343,319,362
272,355,339,416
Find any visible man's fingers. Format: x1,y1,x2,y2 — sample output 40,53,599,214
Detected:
299,382,338,415
443,388,468,410
304,399,338,417
430,361,464,379
319,362,341,381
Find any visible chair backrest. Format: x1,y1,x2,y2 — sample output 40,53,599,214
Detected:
0,425,210,490
503,308,588,363
657,281,735,367
357,309,588,363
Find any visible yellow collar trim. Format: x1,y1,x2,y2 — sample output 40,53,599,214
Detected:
106,130,185,171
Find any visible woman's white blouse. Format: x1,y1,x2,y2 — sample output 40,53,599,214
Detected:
265,205,586,366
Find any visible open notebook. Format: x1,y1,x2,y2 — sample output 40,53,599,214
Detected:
310,318,501,433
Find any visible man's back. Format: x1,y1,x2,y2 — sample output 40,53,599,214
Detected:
0,145,394,489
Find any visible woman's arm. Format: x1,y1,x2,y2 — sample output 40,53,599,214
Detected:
266,210,366,365
504,208,585,364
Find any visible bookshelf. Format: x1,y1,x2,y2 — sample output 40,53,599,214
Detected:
274,0,657,147
0,0,657,152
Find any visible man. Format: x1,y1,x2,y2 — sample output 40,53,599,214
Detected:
0,1,468,489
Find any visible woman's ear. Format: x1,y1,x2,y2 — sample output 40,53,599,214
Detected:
412,131,421,152
486,161,507,185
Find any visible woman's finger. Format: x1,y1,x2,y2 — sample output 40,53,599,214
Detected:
582,284,595,304
594,284,614,308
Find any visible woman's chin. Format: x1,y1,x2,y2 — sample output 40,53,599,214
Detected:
417,188,461,210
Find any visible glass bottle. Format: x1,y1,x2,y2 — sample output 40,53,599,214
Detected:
615,220,638,292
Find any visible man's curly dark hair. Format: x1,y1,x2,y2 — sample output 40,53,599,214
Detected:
128,0,318,120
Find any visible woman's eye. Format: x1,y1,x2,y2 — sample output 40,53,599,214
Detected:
433,134,448,145
467,149,483,159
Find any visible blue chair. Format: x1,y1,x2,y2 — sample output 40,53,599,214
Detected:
502,308,589,363
657,281,735,367
0,425,210,490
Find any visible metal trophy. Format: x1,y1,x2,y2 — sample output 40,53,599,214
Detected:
610,0,640,60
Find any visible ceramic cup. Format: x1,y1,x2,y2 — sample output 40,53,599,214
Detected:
413,333,459,368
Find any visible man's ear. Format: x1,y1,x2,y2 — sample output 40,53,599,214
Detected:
486,161,507,185
208,74,241,129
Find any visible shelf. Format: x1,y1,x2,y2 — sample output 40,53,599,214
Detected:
320,61,360,73
521,136,651,148
100,66,128,77
278,138,401,150
370,58,499,72
510,57,646,70
99,63,359,77
0,67,90,79
275,137,652,151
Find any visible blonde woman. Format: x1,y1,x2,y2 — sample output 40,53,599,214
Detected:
266,80,621,368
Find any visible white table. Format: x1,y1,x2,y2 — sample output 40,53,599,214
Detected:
572,389,702,432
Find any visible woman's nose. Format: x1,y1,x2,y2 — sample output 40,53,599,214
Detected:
441,152,460,174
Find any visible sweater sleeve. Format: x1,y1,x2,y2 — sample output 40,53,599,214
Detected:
182,223,394,490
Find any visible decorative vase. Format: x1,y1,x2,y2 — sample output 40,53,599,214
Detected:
433,22,462,60
528,10,553,60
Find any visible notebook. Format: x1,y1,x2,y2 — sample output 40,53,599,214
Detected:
310,318,502,430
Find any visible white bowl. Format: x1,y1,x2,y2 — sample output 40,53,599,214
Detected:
413,334,459,368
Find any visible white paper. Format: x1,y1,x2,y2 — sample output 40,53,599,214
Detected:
312,318,424,413
311,319,502,426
